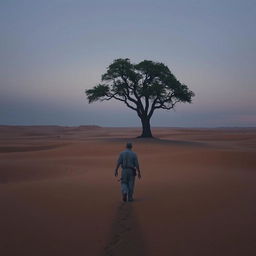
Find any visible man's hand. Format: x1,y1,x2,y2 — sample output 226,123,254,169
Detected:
138,173,141,179
115,163,120,177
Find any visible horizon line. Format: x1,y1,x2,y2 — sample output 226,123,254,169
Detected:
0,124,256,129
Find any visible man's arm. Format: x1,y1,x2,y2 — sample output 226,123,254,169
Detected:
137,166,141,179
115,162,121,177
134,154,141,179
115,153,122,177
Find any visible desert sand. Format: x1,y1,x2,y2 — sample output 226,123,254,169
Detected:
0,125,256,256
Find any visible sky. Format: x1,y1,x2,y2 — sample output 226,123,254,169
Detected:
1,0,256,127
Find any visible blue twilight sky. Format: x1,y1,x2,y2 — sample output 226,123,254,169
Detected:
1,0,256,127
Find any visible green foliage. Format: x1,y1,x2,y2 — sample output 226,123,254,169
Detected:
85,84,110,103
85,58,195,118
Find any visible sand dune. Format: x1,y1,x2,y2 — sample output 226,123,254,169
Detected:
0,144,67,153
0,126,256,256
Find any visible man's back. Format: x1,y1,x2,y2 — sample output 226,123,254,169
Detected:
115,143,141,202
118,149,139,169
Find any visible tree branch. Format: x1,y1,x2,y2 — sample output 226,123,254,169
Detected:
113,95,138,111
148,92,178,118
120,75,144,116
148,97,159,118
102,92,138,112
154,99,180,110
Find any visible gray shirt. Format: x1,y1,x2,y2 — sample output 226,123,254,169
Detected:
117,149,139,169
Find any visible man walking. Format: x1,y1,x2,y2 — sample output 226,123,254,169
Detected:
115,142,141,202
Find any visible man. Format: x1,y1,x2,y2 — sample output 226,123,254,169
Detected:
115,142,141,202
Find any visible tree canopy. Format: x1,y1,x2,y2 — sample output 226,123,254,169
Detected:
85,58,195,137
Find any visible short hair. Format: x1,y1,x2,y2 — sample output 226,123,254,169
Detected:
126,142,132,149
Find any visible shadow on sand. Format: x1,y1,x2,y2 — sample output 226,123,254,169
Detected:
104,137,208,148
101,201,146,256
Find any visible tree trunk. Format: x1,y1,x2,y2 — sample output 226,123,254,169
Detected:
139,117,153,138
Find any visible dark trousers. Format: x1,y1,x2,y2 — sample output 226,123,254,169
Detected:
121,168,135,199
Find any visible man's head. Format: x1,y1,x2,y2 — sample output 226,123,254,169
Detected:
126,142,132,149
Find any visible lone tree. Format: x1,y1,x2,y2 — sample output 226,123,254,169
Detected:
85,58,195,138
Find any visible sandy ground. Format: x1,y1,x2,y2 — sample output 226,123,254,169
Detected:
0,125,256,256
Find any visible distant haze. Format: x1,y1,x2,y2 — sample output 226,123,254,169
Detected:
1,0,256,127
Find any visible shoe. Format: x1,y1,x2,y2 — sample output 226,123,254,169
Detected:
122,193,127,202
128,197,134,202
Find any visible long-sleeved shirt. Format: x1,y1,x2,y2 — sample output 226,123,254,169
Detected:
117,149,139,169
